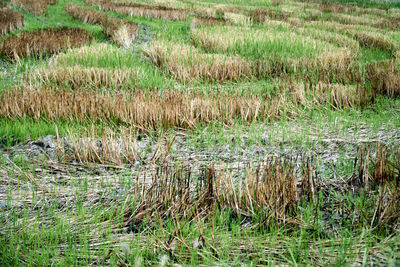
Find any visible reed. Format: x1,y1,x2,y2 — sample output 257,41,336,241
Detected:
0,7,24,35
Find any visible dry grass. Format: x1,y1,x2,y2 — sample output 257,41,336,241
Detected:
66,2,108,24
0,87,277,129
0,7,24,35
66,3,138,47
367,60,400,97
250,8,290,23
145,40,253,83
223,12,251,26
0,80,371,131
25,66,139,90
307,21,398,54
190,17,227,28
318,3,357,13
298,27,360,54
56,128,139,166
11,0,57,15
89,0,188,21
190,25,355,82
0,27,91,60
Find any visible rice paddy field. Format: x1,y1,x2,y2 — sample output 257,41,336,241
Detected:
1,0,400,265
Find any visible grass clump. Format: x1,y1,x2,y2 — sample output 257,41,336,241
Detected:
89,0,188,21
0,7,24,34
145,40,254,83
10,0,57,15
0,27,92,60
26,65,140,90
66,3,138,47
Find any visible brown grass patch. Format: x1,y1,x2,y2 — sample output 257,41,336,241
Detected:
319,3,357,13
66,3,138,47
367,60,400,97
11,0,57,15
250,8,290,23
66,2,108,24
191,17,227,28
25,66,139,90
0,27,91,60
89,0,187,21
0,7,24,35
307,21,398,54
0,87,280,129
0,81,371,130
190,25,356,83
145,40,253,83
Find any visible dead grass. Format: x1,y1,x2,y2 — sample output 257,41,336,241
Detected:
0,80,372,131
25,66,139,90
250,8,290,23
0,87,283,129
367,60,400,97
307,21,398,54
66,2,108,24
0,7,24,35
11,0,57,15
319,3,357,13
190,25,355,82
144,40,254,83
56,127,139,166
0,27,91,60
190,17,227,28
90,0,188,21
223,12,251,26
66,3,138,47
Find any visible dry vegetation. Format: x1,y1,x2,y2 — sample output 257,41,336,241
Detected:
25,66,139,90
145,40,254,83
367,59,400,97
11,0,57,15
0,7,24,35
0,27,91,60
88,0,188,21
66,3,138,47
0,81,371,131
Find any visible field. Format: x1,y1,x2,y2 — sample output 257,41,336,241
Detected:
1,0,400,265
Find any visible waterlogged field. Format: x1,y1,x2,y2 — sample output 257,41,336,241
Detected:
1,0,400,265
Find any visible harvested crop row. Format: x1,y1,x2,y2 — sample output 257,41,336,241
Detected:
66,3,138,48
190,25,355,83
145,40,253,83
89,0,188,21
328,13,400,30
11,0,57,15
0,27,91,60
306,21,398,54
367,59,400,97
26,66,140,90
0,82,370,130
0,7,24,35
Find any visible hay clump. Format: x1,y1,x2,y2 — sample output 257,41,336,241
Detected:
0,7,24,35
66,3,138,47
11,0,57,15
26,66,138,90
0,27,91,60
144,40,254,83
